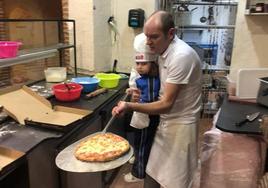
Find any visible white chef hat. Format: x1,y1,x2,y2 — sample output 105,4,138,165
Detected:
134,33,158,62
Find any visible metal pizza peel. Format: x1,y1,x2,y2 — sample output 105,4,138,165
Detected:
55,94,133,173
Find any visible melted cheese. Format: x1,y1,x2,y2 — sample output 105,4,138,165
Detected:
76,134,128,154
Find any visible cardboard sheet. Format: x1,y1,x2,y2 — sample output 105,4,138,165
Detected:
0,86,91,126
0,146,24,171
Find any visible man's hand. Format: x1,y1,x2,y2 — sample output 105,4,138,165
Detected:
126,88,141,102
112,101,128,117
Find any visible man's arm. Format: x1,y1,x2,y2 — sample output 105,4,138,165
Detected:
113,82,182,115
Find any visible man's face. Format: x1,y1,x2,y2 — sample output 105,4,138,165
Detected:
144,20,172,55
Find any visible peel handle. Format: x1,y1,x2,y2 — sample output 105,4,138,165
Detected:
101,93,129,133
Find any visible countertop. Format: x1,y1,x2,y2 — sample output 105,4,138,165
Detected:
0,79,128,175
216,96,268,135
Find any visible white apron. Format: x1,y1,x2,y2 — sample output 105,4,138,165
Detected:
146,118,198,188
130,111,150,129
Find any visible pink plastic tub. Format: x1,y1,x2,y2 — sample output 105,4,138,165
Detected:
0,41,22,59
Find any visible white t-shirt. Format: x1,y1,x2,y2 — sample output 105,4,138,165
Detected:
158,36,202,124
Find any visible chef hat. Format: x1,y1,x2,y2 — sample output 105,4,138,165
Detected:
134,33,158,62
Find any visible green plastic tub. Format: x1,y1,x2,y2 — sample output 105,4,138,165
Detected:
94,73,121,88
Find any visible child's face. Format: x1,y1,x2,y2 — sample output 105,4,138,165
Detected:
135,61,151,75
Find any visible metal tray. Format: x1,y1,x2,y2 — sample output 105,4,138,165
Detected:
55,132,133,173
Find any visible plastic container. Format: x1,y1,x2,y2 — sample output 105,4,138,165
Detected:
44,67,67,82
226,75,236,96
0,41,22,59
52,82,83,102
71,77,100,93
175,11,192,26
94,73,121,88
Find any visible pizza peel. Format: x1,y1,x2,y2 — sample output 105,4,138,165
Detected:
55,94,133,172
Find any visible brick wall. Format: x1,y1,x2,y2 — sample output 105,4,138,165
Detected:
0,0,11,88
61,0,71,71
0,0,67,91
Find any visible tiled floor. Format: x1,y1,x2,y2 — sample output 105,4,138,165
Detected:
110,163,143,188
110,118,213,188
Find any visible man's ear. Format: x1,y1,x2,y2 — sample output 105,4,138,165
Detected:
168,27,176,40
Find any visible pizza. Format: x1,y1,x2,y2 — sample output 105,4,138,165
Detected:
74,133,130,162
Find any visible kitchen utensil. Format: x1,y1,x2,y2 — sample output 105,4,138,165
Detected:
208,6,216,25
55,94,132,172
235,112,260,127
191,7,198,12
55,132,134,172
85,88,108,99
64,82,71,91
71,77,100,93
52,82,83,102
94,73,121,88
200,6,207,23
102,94,128,133
112,59,118,73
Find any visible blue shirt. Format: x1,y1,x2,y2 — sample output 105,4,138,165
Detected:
136,75,160,103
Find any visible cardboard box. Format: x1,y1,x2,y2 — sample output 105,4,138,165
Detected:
0,146,24,172
0,86,91,129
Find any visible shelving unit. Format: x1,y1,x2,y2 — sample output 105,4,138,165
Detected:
177,24,235,29
0,19,77,75
173,0,238,6
245,12,268,15
165,0,237,115
0,43,74,68
170,0,237,67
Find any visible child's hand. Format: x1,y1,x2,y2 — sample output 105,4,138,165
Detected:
126,88,141,102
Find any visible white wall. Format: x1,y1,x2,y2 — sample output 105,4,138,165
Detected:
93,0,112,72
68,0,94,72
110,0,156,73
68,0,156,74
229,0,268,81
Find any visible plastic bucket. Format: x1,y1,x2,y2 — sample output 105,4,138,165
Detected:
0,41,22,59
52,83,83,102
71,77,100,93
94,73,121,88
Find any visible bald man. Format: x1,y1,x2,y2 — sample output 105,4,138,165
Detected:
113,11,202,188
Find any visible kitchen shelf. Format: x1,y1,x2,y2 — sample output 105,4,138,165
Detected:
167,0,234,116
173,0,238,6
0,44,74,68
202,65,230,71
244,10,268,15
177,25,235,29
0,19,77,76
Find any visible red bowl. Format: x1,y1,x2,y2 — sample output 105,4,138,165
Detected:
52,82,83,101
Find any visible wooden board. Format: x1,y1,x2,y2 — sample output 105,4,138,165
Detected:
0,146,24,171
0,86,91,126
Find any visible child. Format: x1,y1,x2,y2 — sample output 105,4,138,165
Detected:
124,33,160,182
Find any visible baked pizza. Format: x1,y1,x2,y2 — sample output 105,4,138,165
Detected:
74,133,130,162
